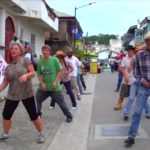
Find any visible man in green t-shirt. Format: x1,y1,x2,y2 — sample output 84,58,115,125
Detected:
36,45,73,123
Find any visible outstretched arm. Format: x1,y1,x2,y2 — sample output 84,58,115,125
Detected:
0,76,9,92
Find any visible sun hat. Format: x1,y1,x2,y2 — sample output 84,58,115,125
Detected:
56,50,65,57
135,45,144,52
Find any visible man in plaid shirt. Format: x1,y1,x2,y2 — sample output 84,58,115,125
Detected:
125,32,150,147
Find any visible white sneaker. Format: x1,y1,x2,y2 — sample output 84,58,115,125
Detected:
49,106,54,109
37,133,45,143
0,133,9,141
72,107,77,110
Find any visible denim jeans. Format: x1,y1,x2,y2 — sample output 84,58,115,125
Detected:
116,72,123,91
80,74,86,90
36,89,72,118
124,82,150,117
128,85,150,139
77,74,83,94
110,64,114,73
63,81,77,107
71,76,80,97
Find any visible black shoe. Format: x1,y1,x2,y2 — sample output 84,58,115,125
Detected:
38,112,42,117
114,89,119,92
124,116,129,121
66,117,73,123
124,137,135,147
145,115,150,119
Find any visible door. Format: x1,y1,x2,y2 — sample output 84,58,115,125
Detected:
5,16,15,63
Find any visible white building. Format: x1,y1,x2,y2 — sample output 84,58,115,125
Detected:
0,0,58,63
109,39,123,53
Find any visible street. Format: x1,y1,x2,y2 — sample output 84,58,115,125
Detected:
88,72,150,150
0,72,150,150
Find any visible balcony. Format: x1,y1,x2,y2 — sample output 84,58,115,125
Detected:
0,0,27,13
50,33,69,42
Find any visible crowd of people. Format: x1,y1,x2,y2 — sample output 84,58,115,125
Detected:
113,32,150,147
0,41,87,143
1,31,150,148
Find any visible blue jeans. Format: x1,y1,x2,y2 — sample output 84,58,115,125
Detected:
80,74,86,90
124,82,150,117
110,64,114,73
63,81,77,107
116,72,123,91
128,85,150,139
77,74,83,94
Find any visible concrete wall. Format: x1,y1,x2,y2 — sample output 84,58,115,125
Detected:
18,19,45,56
59,21,67,33
21,0,58,31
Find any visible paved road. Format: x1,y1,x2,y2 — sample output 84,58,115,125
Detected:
88,71,150,150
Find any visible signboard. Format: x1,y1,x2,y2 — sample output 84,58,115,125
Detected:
75,40,83,46
71,26,78,34
0,55,8,84
90,62,98,74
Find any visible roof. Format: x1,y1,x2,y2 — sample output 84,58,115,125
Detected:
53,9,83,33
53,10,72,18
140,16,150,27
42,0,57,18
127,25,137,34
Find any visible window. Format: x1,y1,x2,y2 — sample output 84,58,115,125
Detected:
20,28,23,42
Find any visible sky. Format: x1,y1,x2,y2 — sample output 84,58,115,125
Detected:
47,0,150,37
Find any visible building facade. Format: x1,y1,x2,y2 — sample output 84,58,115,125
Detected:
45,10,83,53
0,0,58,63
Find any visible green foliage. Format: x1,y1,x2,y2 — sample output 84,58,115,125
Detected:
75,50,97,58
84,34,118,45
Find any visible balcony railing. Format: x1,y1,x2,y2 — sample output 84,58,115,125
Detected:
51,33,69,41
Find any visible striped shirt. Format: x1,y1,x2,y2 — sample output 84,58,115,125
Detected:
134,48,150,83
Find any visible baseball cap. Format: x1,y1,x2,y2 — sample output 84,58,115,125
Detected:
125,45,135,51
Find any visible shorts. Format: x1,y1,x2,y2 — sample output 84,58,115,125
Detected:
2,97,38,121
120,84,130,98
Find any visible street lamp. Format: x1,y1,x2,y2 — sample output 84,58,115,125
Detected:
73,2,96,48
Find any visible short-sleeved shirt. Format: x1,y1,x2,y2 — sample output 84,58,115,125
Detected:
66,56,80,77
121,56,135,85
5,57,34,101
37,57,62,91
61,60,73,82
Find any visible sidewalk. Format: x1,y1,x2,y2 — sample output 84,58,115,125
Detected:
47,74,96,150
0,74,96,150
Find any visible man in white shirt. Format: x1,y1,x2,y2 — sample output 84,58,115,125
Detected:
66,50,81,100
24,42,38,70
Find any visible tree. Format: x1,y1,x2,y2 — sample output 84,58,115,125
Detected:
84,34,118,45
